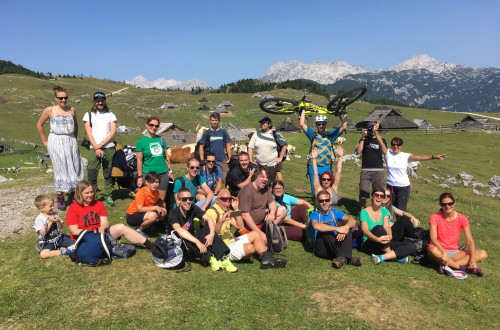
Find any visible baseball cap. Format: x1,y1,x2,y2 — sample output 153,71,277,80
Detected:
259,116,272,123
93,91,106,99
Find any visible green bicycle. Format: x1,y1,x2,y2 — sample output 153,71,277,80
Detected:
259,85,367,119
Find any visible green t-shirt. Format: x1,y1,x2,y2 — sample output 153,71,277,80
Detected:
136,135,168,174
359,207,390,244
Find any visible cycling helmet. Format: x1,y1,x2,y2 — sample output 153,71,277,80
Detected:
315,115,328,123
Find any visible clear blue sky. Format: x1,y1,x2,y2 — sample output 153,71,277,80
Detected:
1,0,499,87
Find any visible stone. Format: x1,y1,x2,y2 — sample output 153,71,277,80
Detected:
488,175,500,187
432,174,440,180
473,189,483,196
438,183,449,189
458,172,474,181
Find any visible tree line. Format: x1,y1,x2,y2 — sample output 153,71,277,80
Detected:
215,78,330,98
0,60,83,80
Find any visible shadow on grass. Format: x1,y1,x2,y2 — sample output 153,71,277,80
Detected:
337,197,360,216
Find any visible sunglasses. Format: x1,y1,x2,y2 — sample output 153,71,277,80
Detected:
189,166,200,170
57,97,68,100
179,197,193,202
219,197,232,202
373,193,386,198
385,195,391,198
318,198,331,203
206,160,216,163
316,123,326,126
391,143,402,147
321,178,332,182
440,202,455,207
148,123,160,128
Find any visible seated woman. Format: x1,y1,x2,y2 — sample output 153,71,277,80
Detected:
360,188,416,264
125,172,167,238
382,188,420,241
311,146,343,208
272,180,312,241
427,192,487,277
309,190,362,269
66,180,154,251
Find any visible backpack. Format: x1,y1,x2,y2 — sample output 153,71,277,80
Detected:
35,221,63,252
225,154,239,189
69,230,112,266
152,231,187,270
106,234,136,259
194,128,227,161
404,228,430,262
308,131,334,163
176,176,201,190
306,208,336,250
271,130,289,160
265,220,288,254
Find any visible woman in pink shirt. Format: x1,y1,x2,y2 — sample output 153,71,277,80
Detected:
427,192,487,277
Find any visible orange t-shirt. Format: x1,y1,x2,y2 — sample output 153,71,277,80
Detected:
126,187,159,214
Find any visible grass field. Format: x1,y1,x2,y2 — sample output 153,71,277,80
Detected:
0,75,499,329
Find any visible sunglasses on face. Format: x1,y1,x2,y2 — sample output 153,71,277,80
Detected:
391,143,402,147
373,193,386,198
148,123,160,128
219,197,232,202
206,160,216,163
321,178,332,182
440,202,455,207
318,198,331,203
316,123,326,126
57,97,68,100
385,195,391,198
179,197,193,202
189,166,200,170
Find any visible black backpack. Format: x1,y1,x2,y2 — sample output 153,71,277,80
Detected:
271,130,289,160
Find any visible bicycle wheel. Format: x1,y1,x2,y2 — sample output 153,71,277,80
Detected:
326,86,367,115
259,98,298,115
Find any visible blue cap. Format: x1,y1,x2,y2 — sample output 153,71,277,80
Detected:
93,91,106,99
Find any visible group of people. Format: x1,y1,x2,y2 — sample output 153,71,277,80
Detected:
35,87,488,277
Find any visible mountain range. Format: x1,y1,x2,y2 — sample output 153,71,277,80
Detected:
125,75,210,91
261,55,499,112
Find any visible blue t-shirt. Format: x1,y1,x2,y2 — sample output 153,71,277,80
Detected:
274,194,298,219
173,174,206,208
309,208,345,242
200,164,222,192
305,126,341,166
199,128,232,162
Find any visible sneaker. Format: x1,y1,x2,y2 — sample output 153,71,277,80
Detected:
135,228,150,239
442,265,468,280
57,194,66,211
209,255,222,271
371,254,385,265
396,256,409,264
437,264,446,275
60,245,76,255
220,255,238,273
348,257,363,267
332,257,347,269
260,252,287,269
466,267,484,277
65,192,75,207
104,197,115,207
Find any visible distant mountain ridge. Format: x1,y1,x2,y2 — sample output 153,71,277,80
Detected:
125,75,210,91
261,55,500,112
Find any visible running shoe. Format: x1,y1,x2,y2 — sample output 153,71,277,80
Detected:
332,257,347,269
466,267,484,277
371,254,385,265
104,197,115,207
260,252,287,269
442,265,468,280
209,255,222,271
396,256,409,264
220,255,238,273
348,257,363,267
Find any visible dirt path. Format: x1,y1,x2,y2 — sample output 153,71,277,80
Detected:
466,113,500,121
112,87,129,95
0,183,55,240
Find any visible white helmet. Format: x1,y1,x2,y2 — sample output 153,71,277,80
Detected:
315,115,328,123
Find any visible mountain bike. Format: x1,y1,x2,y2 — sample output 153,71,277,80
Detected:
259,85,367,120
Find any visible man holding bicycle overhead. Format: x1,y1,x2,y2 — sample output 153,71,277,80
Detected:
300,110,347,195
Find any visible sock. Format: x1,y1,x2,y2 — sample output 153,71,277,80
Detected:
458,265,467,272
144,240,154,250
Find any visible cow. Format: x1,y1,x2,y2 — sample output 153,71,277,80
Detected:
167,144,196,164
336,136,346,145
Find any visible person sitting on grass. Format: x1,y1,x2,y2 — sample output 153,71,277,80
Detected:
33,194,76,258
427,192,487,278
66,180,155,251
360,188,416,264
271,180,312,242
168,188,238,272
309,190,362,269
205,189,286,269
125,172,167,239
382,188,420,241
173,158,214,211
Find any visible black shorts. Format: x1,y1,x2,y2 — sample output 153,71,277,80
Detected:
126,213,146,227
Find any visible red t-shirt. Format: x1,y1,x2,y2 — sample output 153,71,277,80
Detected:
66,201,108,240
126,186,159,214
429,211,469,250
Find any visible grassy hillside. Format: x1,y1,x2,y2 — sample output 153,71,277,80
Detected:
0,74,499,328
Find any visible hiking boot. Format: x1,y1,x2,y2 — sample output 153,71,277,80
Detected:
442,265,468,279
332,257,347,269
260,252,287,269
209,255,222,271
348,257,363,267
57,194,66,211
437,264,446,275
104,197,115,207
65,192,75,207
466,267,484,277
220,255,238,273
396,256,409,264
371,254,385,265
135,228,150,239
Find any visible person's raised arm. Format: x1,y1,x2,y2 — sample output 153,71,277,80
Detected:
374,122,387,155
299,109,308,133
332,146,344,192
311,148,322,194
355,130,367,155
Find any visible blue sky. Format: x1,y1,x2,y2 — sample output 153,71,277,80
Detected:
1,0,499,87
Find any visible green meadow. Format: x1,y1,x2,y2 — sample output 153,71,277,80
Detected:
0,75,498,329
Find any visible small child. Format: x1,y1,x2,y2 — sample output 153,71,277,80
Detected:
34,194,76,259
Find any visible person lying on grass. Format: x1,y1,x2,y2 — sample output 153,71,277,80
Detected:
66,180,155,251
168,188,238,272
33,194,75,258
427,192,488,277
309,190,362,269
360,188,416,264
205,189,286,269
125,171,167,239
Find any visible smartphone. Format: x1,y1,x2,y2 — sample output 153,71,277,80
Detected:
231,210,242,217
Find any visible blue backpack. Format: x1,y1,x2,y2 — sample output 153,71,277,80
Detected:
152,231,188,271
70,230,112,266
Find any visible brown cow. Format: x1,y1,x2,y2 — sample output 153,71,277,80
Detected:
168,146,194,164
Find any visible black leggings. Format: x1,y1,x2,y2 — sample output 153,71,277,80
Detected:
183,226,230,266
363,225,416,259
391,215,418,242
